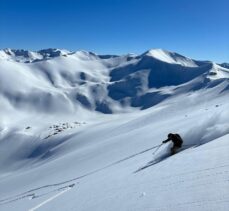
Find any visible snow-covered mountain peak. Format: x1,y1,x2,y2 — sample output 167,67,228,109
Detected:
143,48,198,67
0,48,73,63
144,48,170,57
37,48,71,57
0,48,43,62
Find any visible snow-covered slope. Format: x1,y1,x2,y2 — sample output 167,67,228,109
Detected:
0,48,229,211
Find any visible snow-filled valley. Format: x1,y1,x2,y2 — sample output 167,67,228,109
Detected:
0,48,229,211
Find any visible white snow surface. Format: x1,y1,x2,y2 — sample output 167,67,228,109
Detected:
145,49,198,67
0,48,229,211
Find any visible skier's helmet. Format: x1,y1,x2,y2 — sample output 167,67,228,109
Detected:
168,133,173,138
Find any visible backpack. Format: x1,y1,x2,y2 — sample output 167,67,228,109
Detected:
175,134,183,146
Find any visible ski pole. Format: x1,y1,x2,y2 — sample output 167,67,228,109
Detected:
152,143,163,155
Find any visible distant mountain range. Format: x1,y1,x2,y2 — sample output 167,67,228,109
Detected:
0,48,228,121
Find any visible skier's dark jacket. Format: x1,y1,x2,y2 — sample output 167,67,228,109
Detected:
163,133,183,147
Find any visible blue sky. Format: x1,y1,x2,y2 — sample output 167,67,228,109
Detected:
0,0,228,62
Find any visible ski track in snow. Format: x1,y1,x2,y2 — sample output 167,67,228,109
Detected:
1,144,228,209
0,184,75,205
0,144,163,205
0,144,194,207
1,139,229,210
28,187,72,211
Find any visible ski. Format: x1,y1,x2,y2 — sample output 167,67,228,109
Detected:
134,158,165,173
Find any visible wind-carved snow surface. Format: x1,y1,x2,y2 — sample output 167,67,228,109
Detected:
0,48,229,211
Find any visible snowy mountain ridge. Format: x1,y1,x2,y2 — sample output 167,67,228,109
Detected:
0,48,226,66
0,48,72,62
0,48,229,124
142,48,199,67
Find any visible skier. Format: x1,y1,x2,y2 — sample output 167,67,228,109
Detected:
162,133,183,155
